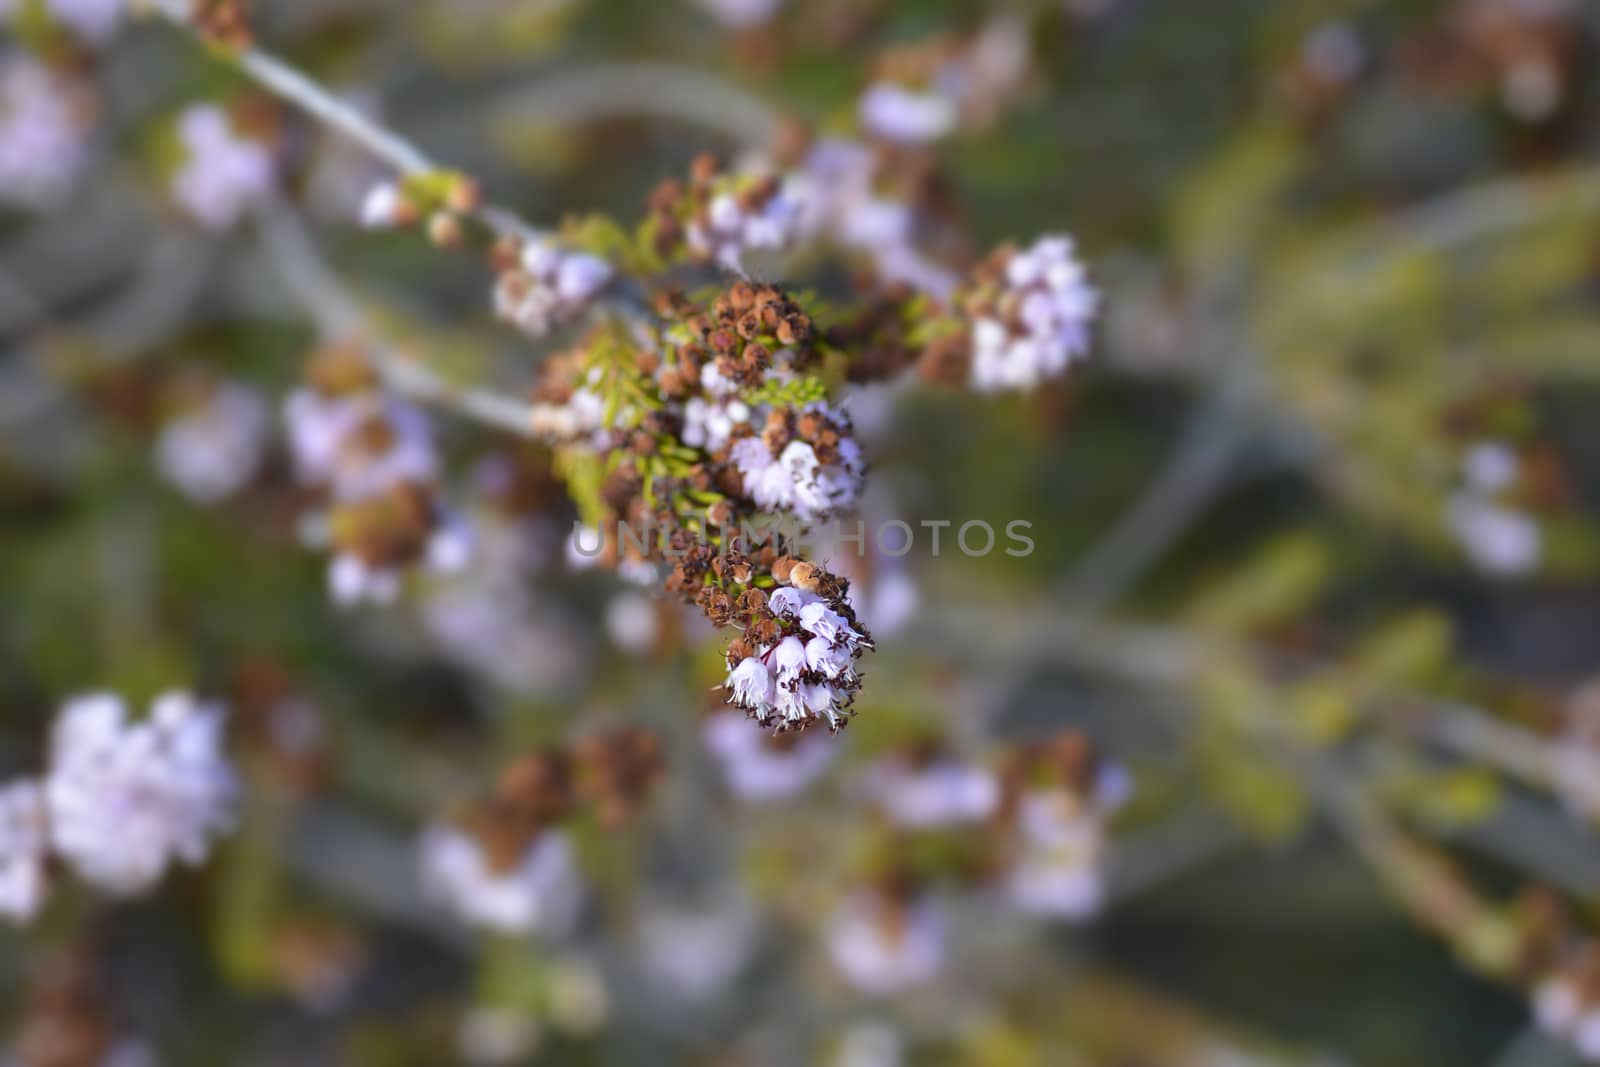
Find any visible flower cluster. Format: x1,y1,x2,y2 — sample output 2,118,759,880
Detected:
421,820,583,936
721,562,873,731
1445,439,1543,576
154,378,271,504
491,234,614,339
955,236,1100,393
813,727,1125,995
48,692,236,895
635,897,760,1004
525,282,886,731
0,56,94,211
729,404,865,522
359,172,480,236
644,154,808,270
1454,0,1580,122
169,103,276,230
826,882,946,996
188,0,255,50
665,283,865,520
0,691,237,921
788,136,957,295
858,82,958,147
857,22,1033,146
998,731,1129,920
1535,947,1600,1061
419,732,662,933
417,453,590,693
284,344,469,605
864,745,999,829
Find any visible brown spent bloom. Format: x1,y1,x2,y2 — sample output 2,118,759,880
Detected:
305,343,381,397
996,729,1106,822
189,0,255,49
14,950,118,1067
574,728,665,828
327,482,439,569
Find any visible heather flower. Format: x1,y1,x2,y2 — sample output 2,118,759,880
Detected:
858,83,958,145
493,238,613,339
1445,441,1542,576
1003,757,1128,921
1004,804,1108,920
685,175,809,269
965,236,1099,392
422,577,587,693
284,388,441,505
155,381,270,503
169,104,276,230
0,57,93,211
702,712,835,801
690,0,784,29
825,891,944,996
529,388,607,445
1458,0,1579,122
359,181,407,229
1446,499,1541,576
728,408,866,522
808,518,921,638
285,350,470,604
604,593,661,655
322,400,439,503
727,657,777,707
0,781,47,921
721,577,871,731
681,394,752,451
1533,950,1600,1063
327,502,470,607
792,138,956,296
646,155,811,270
283,391,368,488
283,363,440,502
636,899,759,1002
45,691,237,895
864,756,999,829
419,823,582,935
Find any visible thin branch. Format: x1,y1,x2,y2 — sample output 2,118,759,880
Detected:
147,0,544,241
255,204,555,440
1061,165,1600,613
1306,753,1520,982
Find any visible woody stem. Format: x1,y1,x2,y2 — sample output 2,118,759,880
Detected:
146,0,542,240
255,204,553,440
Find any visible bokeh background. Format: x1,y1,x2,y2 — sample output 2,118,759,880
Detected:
6,0,1600,1064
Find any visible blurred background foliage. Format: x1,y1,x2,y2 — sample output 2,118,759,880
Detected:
8,0,1600,1064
